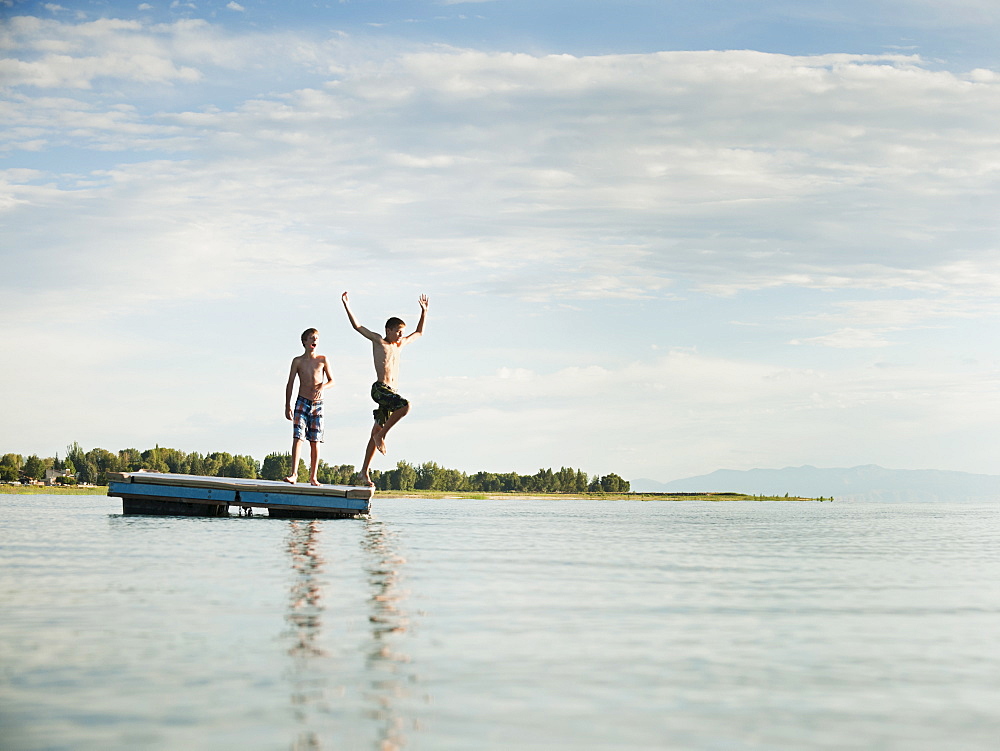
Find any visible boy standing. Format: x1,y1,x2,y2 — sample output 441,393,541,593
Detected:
284,328,334,485
341,291,428,487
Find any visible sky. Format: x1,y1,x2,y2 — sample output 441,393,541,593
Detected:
2,0,999,483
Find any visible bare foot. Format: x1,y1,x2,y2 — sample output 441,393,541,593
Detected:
310,477,320,487
283,475,296,484
361,470,374,487
369,423,387,455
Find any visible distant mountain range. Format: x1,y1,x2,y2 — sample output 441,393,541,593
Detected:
631,465,1000,502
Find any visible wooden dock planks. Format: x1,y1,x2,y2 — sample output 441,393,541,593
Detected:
107,472,373,518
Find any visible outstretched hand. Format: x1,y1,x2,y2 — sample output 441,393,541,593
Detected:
419,294,429,311
341,291,349,305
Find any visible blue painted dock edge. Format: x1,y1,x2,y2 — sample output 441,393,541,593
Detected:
108,475,371,518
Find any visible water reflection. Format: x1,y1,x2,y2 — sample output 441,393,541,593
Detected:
283,517,419,750
285,520,327,751
362,518,417,750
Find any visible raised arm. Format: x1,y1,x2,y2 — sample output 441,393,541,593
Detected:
405,294,428,343
341,291,379,341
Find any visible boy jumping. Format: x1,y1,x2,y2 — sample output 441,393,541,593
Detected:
341,291,428,487
284,327,334,485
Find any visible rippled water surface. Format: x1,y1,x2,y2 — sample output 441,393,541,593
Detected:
2,495,999,750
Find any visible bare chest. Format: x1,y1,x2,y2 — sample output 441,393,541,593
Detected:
298,357,325,383
373,340,401,380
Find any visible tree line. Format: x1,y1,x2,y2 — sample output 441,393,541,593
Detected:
1,443,631,493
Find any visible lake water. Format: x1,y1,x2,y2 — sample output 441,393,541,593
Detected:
1,495,998,750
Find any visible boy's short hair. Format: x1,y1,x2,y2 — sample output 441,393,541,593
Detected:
301,327,318,343
385,317,405,330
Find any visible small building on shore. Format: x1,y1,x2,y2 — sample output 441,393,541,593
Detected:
44,468,74,486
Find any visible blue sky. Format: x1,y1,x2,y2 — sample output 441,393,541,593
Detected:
2,0,999,482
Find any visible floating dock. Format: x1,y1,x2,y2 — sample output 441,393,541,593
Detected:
107,472,373,519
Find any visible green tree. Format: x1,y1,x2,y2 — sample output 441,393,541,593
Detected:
154,448,189,474
470,471,500,492
0,454,23,482
221,455,258,479
86,448,120,484
378,460,417,491
395,460,417,491
597,473,629,493
186,452,206,476
318,463,356,485
118,448,143,472
535,468,556,492
261,453,290,481
415,461,441,490
5,445,629,495
437,467,469,491
66,442,87,476
202,452,231,477
77,459,99,485
22,454,45,481
553,466,591,493
140,446,170,473
497,472,522,492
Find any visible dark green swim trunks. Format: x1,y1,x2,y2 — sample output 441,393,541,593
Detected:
371,381,409,426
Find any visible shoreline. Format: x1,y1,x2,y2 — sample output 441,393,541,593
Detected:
0,484,825,501
1,485,109,495
374,491,824,501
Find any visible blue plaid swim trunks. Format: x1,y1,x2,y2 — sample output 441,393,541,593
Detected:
371,381,409,426
292,395,324,443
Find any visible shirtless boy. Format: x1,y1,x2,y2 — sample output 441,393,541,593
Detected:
341,291,428,487
284,328,335,485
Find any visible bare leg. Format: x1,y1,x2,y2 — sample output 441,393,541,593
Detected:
361,405,412,487
309,441,320,486
285,438,303,483
371,421,387,454
371,404,410,454
361,425,379,487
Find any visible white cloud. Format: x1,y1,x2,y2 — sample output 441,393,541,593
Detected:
791,328,895,349
887,0,1000,25
226,2,245,11
392,350,1000,478
3,16,1000,474
4,31,999,311
0,16,316,92
0,17,205,88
